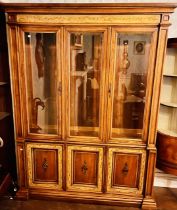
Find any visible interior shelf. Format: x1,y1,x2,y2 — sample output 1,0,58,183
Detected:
160,102,177,108
158,129,177,137
0,112,10,120
163,73,177,77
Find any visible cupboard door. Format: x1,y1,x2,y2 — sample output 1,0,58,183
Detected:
22,29,61,136
65,28,107,139
109,29,157,140
107,148,146,194
67,145,103,192
26,143,62,190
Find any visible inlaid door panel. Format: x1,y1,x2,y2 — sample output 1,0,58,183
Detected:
112,153,140,188
73,151,98,185
107,148,146,195
33,149,58,182
67,145,103,192
26,143,62,190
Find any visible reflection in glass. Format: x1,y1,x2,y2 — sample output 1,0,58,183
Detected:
112,34,151,139
70,33,103,136
25,32,57,134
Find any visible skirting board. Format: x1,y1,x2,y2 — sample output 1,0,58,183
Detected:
154,168,177,188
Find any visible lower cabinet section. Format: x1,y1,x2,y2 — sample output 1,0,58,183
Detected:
26,143,63,190
66,145,103,193
26,143,146,196
107,148,146,195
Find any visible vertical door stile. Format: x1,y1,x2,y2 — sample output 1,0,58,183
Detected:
57,28,62,139
63,28,70,139
99,28,108,142
142,30,158,143
106,27,117,141
18,27,28,137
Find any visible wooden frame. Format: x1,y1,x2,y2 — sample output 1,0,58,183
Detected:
17,26,62,140
4,3,176,209
26,143,63,190
64,26,108,142
107,27,158,144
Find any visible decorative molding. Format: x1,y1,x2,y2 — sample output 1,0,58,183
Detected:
107,148,146,195
16,14,160,25
26,143,63,190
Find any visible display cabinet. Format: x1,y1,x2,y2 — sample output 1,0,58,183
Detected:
4,3,176,209
157,38,177,176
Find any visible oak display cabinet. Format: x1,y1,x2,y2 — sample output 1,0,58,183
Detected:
4,3,176,209
157,38,177,176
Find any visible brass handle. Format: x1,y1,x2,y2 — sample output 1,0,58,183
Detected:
122,163,129,175
42,158,48,171
81,160,88,175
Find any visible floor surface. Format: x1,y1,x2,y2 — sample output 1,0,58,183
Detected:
0,187,176,210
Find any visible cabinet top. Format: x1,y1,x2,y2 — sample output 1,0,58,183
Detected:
1,3,177,14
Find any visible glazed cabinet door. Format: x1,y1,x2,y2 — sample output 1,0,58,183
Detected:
26,143,62,190
107,28,158,142
18,27,62,137
64,27,108,140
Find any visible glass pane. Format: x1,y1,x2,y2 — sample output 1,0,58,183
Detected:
112,33,151,139
25,32,57,134
70,32,103,136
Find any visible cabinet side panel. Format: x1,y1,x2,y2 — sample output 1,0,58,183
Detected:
6,24,22,137
16,143,26,188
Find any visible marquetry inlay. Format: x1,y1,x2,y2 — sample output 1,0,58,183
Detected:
16,14,160,25
67,145,103,193
107,148,146,195
26,143,63,190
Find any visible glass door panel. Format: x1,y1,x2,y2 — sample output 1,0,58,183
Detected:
69,32,103,137
112,33,151,139
24,32,58,134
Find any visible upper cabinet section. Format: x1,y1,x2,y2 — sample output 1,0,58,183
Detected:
5,3,176,141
